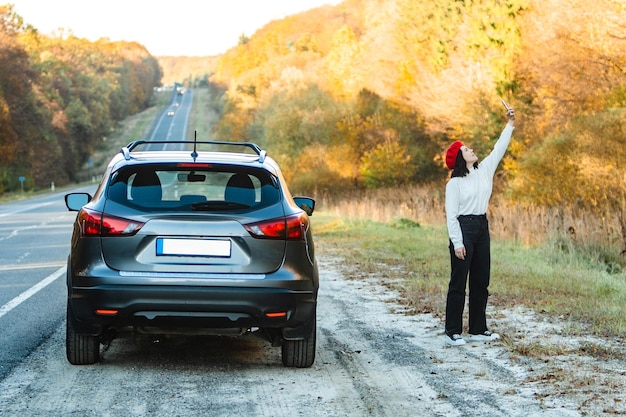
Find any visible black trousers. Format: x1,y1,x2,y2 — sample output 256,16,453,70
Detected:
445,214,491,336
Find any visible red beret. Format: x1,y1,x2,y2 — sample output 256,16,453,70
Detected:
445,141,464,170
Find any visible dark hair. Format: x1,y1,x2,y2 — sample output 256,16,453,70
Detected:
450,151,478,178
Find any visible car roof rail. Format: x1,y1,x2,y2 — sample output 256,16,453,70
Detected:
121,140,266,162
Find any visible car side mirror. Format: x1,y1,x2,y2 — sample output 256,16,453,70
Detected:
293,197,315,216
65,193,92,211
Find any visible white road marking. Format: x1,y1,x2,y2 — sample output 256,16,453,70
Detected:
0,267,65,319
0,201,55,217
0,262,65,271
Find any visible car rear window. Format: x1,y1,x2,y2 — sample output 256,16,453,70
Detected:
107,164,279,211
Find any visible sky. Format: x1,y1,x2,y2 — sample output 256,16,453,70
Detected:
8,0,343,56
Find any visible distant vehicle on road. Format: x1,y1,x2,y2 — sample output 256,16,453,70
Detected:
167,110,174,116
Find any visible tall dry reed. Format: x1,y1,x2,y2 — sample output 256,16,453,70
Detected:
317,184,626,266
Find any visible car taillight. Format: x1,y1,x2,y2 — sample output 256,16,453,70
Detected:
78,208,144,237
244,213,308,240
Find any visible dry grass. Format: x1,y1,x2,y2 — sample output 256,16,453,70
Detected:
317,183,626,270
313,184,626,338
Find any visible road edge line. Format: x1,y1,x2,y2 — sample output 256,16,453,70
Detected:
0,266,65,319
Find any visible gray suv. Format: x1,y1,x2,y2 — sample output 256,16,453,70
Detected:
64,141,318,367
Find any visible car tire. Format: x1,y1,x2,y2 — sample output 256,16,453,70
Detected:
281,317,316,368
66,304,99,365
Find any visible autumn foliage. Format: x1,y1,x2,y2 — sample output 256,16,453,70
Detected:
0,5,161,192
208,0,625,215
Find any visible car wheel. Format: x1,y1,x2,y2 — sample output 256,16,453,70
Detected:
66,304,99,365
281,317,316,368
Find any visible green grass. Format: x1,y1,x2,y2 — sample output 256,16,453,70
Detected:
185,88,217,140
312,211,626,338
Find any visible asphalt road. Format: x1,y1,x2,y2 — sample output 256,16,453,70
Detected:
0,185,96,381
0,86,193,381
146,88,193,148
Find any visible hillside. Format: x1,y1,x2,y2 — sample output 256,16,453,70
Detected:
0,5,162,193
206,0,625,206
157,55,220,86
1,0,624,211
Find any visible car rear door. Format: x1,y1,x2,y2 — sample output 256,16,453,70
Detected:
100,164,287,275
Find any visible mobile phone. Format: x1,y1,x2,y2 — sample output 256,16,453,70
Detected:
501,99,512,111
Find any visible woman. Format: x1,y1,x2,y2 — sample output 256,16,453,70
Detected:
444,105,515,346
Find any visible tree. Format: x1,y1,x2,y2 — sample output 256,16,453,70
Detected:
393,0,527,131
0,5,50,191
508,111,626,209
323,25,363,98
515,0,626,141
360,135,413,187
0,5,162,193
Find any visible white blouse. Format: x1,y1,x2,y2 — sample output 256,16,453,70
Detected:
445,123,515,249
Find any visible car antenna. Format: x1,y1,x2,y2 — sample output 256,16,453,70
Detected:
191,130,198,161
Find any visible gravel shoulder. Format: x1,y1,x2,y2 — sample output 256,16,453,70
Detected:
0,254,624,416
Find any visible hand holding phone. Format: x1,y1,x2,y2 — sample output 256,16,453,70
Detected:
501,98,515,121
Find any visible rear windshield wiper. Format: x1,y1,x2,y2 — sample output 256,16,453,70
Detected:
191,201,249,211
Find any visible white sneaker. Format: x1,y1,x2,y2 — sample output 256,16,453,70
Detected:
445,334,466,346
468,331,500,342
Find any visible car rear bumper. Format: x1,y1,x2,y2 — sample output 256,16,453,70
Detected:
68,283,316,340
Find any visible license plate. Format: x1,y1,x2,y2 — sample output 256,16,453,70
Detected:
156,238,231,257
